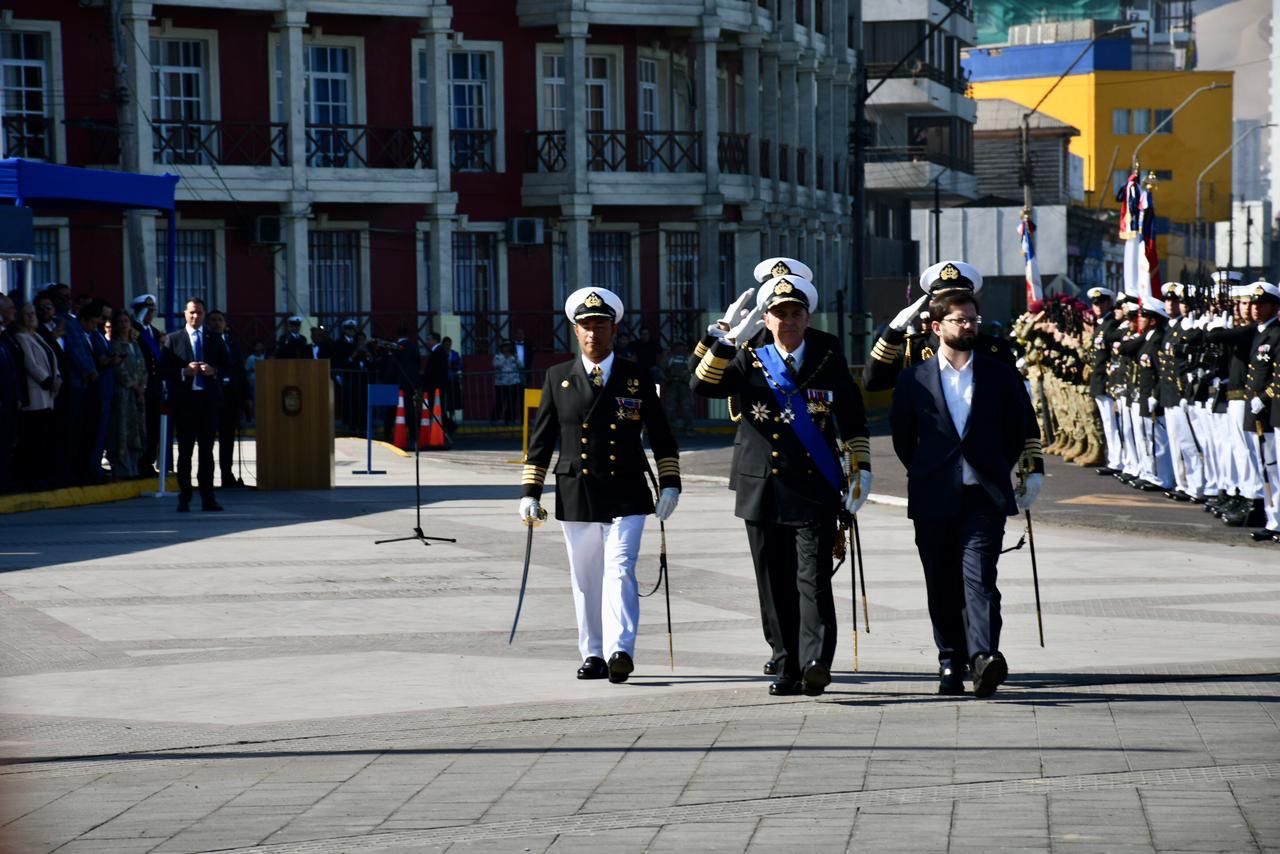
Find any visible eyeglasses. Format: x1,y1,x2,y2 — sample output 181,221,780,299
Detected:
940,316,982,328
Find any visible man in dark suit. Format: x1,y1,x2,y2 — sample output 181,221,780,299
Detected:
161,298,228,512
131,294,165,476
691,259,872,697
890,266,1044,699
520,287,681,684
206,310,246,487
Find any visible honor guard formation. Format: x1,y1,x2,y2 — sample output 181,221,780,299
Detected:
519,255,1045,700
1013,272,1280,543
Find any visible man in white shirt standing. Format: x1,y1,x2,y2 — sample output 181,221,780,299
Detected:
161,298,228,512
890,265,1045,698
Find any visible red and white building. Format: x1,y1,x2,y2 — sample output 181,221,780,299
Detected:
2,0,959,376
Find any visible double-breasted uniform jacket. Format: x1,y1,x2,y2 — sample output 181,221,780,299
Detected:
1206,322,1256,404
690,327,870,525
522,354,680,523
1119,325,1166,417
1087,315,1122,398
864,325,1014,393
1244,319,1280,431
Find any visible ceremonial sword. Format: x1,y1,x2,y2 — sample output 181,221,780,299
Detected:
1019,462,1046,648
1256,421,1274,510
508,505,547,645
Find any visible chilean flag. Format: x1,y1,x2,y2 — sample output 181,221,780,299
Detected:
1019,217,1043,306
1117,171,1163,303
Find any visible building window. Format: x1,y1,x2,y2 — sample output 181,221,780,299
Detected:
665,231,699,311
448,51,493,172
306,45,354,167
452,231,496,315
150,39,209,165
0,31,51,160
589,232,630,309
1154,108,1173,134
638,58,658,131
308,230,359,328
1131,108,1151,135
541,54,565,131
4,226,57,287
157,228,216,311
417,48,430,126
718,232,735,309
1112,109,1128,135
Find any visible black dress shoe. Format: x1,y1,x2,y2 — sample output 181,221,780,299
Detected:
202,501,224,512
577,657,608,680
1115,472,1134,484
972,652,1008,699
762,660,779,676
938,666,966,695
768,679,803,696
1249,529,1279,542
1095,467,1117,476
607,651,634,684
801,660,831,697
1135,479,1159,492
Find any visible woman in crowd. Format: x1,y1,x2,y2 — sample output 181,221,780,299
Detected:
492,341,522,424
13,301,61,490
106,309,147,479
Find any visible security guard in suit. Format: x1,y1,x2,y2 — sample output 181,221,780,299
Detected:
691,266,872,697
864,260,1015,393
519,287,681,684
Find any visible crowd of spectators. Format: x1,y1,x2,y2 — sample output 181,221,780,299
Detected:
0,285,250,495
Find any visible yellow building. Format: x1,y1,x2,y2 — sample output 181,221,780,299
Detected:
967,46,1233,273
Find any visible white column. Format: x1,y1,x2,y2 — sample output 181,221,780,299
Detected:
779,48,798,199
423,7,454,191
798,52,817,191
741,34,762,181
276,10,311,320
562,208,592,295
816,65,834,202
561,21,589,195
122,2,155,303
695,24,720,194
832,63,851,204
430,197,457,315
761,46,780,186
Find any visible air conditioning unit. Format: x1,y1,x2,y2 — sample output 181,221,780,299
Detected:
253,215,284,246
507,217,545,246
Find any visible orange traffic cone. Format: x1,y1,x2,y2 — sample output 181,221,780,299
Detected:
427,388,447,449
392,390,409,449
417,391,432,448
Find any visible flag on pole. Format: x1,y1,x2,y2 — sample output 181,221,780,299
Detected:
1018,216,1043,306
1117,171,1163,303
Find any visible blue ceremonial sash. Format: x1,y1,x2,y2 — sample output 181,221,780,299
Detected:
756,345,844,493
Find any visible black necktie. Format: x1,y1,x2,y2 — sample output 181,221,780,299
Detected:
784,354,796,375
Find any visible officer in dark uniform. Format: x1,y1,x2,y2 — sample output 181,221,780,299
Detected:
1241,281,1280,538
1084,287,1125,475
520,287,681,684
1156,284,1204,501
691,270,872,697
1118,300,1172,491
1207,283,1267,526
275,316,311,359
864,260,1015,393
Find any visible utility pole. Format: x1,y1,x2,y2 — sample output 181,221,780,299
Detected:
931,177,941,264
108,0,149,302
1245,202,1254,278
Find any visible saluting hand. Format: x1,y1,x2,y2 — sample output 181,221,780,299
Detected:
710,288,756,338
889,293,930,333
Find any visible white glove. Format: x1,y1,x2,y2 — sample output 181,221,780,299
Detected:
1016,472,1043,512
717,288,756,330
844,469,873,516
1207,313,1228,331
1147,396,1158,413
1251,397,1266,415
1210,377,1221,392
654,487,679,521
889,293,930,332
519,497,545,525
725,303,765,343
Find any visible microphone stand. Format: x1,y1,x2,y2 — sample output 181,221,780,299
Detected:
374,340,455,547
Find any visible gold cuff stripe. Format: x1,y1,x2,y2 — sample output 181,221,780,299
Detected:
693,341,708,359
694,361,726,383
871,342,901,358
521,464,547,485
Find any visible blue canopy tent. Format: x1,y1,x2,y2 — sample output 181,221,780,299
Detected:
0,158,180,329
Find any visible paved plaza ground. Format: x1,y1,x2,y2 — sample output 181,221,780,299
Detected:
0,436,1277,853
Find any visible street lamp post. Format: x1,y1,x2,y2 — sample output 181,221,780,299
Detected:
1131,82,1231,171
1194,122,1275,276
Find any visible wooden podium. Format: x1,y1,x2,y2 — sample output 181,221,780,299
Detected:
255,359,335,490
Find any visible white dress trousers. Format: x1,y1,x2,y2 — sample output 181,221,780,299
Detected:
1191,403,1220,496
1164,405,1204,497
560,515,646,662
1095,395,1124,470
1226,399,1263,499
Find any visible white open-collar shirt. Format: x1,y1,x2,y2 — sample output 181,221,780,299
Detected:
938,353,979,486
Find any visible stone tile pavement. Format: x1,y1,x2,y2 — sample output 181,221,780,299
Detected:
0,437,1277,852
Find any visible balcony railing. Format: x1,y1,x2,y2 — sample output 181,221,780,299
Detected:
865,145,973,175
864,61,968,95
152,119,288,167
2,114,53,160
450,129,496,172
305,124,432,169
524,131,702,174
717,132,749,175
